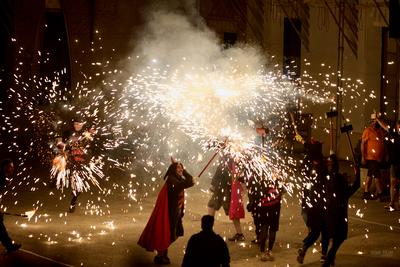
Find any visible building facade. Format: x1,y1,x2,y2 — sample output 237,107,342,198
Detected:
1,0,399,159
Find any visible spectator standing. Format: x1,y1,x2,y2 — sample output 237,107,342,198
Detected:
182,215,230,267
361,113,386,201
375,117,400,210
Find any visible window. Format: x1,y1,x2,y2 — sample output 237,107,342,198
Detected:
223,32,237,49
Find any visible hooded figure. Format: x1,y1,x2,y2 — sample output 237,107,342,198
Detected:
138,162,194,265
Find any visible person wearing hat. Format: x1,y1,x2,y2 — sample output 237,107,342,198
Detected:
361,113,386,201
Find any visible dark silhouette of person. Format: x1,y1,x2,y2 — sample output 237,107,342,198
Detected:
297,141,329,264
182,215,230,267
321,154,360,266
0,159,21,252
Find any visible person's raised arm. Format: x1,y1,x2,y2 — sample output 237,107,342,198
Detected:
376,116,389,132
182,168,195,187
166,167,194,191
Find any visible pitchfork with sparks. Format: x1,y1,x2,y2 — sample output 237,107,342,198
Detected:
2,208,37,220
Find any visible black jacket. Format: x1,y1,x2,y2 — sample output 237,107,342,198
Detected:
301,161,329,228
326,169,360,240
166,169,194,242
182,230,230,267
211,164,232,191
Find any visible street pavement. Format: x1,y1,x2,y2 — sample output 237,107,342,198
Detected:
0,163,400,267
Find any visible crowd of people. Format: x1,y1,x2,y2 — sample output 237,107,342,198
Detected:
136,118,371,267
297,142,360,267
1,111,398,265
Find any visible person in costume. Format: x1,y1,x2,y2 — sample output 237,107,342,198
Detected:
248,178,284,262
52,116,97,213
207,158,231,218
227,158,246,242
138,160,195,265
207,156,245,242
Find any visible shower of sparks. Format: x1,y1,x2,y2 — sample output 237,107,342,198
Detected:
50,154,105,193
0,30,382,257
119,58,338,194
2,48,371,202
25,208,38,220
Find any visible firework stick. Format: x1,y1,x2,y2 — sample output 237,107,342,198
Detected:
341,124,355,161
1,208,37,219
170,154,216,178
197,150,220,177
1,212,28,218
289,112,304,144
198,138,228,177
340,121,358,175
326,109,338,153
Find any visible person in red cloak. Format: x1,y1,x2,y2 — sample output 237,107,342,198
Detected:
138,161,195,265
